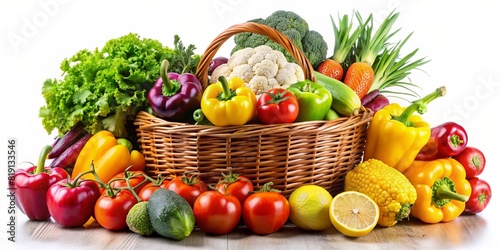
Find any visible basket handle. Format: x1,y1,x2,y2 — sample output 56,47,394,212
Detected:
195,22,316,89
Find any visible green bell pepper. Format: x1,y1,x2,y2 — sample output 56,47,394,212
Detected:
287,80,333,122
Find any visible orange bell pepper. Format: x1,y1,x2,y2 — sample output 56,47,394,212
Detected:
72,130,143,184
403,158,472,223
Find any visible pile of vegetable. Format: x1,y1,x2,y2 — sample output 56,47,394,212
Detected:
39,33,200,138
232,10,328,69
317,10,429,106
13,8,493,242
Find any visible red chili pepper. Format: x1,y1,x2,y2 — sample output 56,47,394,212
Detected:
14,145,69,220
46,168,101,228
453,147,486,179
416,121,468,160
464,177,492,214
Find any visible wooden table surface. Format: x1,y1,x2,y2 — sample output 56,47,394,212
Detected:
12,195,499,250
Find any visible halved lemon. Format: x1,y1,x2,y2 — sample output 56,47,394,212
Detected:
329,191,379,237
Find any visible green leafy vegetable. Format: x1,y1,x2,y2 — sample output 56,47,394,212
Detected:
39,33,200,138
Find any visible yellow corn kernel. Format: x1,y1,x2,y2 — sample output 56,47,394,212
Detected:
345,158,417,227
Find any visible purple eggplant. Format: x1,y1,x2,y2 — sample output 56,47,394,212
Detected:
365,94,390,113
147,59,203,122
49,133,91,171
48,122,87,159
208,57,228,75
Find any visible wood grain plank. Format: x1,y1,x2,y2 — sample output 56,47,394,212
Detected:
14,214,494,250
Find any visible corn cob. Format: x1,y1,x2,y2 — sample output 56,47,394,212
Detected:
345,158,417,227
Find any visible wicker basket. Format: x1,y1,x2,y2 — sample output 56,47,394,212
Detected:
134,22,373,197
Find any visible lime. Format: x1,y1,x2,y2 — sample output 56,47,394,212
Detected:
288,185,333,231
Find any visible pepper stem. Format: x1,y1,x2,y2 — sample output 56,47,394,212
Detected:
450,134,464,148
160,60,173,91
160,59,180,96
34,145,52,174
392,86,446,127
432,177,469,208
217,76,235,101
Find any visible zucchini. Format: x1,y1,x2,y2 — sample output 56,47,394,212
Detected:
314,71,361,116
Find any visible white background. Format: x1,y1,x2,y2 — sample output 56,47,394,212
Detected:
1,0,500,246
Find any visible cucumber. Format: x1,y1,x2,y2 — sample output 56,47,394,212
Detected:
148,189,195,240
314,71,361,116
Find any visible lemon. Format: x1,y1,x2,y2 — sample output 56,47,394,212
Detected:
288,185,333,231
329,191,380,237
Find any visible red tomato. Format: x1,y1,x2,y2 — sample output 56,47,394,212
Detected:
109,171,148,193
242,183,290,235
256,88,299,124
166,173,207,207
138,177,170,201
216,168,254,206
193,190,241,235
94,189,138,231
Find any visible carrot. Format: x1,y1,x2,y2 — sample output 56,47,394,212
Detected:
316,13,364,81
343,11,400,99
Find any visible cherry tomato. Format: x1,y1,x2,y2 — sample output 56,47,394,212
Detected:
138,176,170,201
256,88,299,124
216,168,254,206
94,189,138,231
193,190,241,235
242,182,290,235
166,172,207,207
109,171,148,193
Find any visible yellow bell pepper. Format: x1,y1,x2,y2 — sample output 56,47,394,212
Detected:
364,87,446,173
72,130,140,184
403,158,471,223
201,76,257,126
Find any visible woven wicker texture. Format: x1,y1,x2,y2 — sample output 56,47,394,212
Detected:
134,22,373,197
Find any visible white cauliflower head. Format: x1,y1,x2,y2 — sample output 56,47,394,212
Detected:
210,45,305,95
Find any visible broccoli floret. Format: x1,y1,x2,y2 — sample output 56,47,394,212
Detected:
265,10,309,38
301,30,328,68
232,10,327,70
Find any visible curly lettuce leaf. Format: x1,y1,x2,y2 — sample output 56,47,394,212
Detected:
39,33,182,138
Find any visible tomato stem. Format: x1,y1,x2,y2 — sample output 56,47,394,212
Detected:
252,182,281,193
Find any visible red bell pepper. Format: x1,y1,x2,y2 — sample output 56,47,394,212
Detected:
416,121,468,160
14,145,69,220
453,147,486,179
464,177,491,214
46,167,101,227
